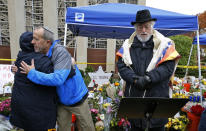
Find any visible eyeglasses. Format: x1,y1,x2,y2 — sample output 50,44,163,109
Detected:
134,22,153,31
136,24,152,30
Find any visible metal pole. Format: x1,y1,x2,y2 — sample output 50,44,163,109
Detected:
184,44,194,78
74,38,76,58
31,0,34,30
0,27,2,45
63,23,67,46
63,0,67,47
196,30,203,105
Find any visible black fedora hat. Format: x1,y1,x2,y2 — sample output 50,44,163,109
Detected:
131,9,157,25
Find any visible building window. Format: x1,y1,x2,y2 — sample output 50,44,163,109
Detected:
118,0,138,4
0,0,9,45
88,0,108,49
89,0,108,5
25,0,44,32
116,39,125,50
88,38,107,49
58,0,77,48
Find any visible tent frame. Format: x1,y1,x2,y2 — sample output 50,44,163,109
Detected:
63,3,202,104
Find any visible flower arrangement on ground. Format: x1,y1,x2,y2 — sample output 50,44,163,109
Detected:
190,104,205,116
88,80,130,130
165,114,189,131
0,98,11,117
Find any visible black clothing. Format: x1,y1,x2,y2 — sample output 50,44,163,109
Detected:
10,32,57,130
130,126,165,131
117,36,175,129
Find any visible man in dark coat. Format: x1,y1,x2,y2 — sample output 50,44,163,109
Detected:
116,10,180,131
10,32,57,131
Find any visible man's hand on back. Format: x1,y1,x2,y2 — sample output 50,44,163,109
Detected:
11,65,18,74
20,59,35,74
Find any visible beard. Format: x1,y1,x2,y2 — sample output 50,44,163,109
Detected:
34,46,44,53
34,46,41,52
136,33,152,43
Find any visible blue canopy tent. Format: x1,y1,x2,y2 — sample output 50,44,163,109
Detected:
64,3,202,102
64,3,198,39
185,34,206,77
193,34,206,45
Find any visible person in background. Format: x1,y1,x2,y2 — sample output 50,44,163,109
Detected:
19,27,95,131
10,32,57,131
199,108,206,131
116,9,180,131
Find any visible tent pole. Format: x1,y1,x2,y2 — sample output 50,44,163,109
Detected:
197,31,201,80
63,23,68,46
196,30,203,105
74,38,76,58
184,44,194,78
63,0,67,47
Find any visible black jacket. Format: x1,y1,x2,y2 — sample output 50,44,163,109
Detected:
10,32,57,130
117,36,175,129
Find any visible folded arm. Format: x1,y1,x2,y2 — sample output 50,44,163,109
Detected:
117,58,137,84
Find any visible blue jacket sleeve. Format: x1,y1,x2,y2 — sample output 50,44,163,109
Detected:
27,68,70,86
27,43,72,86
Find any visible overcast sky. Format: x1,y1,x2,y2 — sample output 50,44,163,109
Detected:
146,0,206,15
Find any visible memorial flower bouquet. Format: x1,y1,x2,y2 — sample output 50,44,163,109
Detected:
190,104,205,116
110,117,130,131
0,98,11,117
88,81,130,130
88,83,114,131
185,104,205,131
165,115,189,131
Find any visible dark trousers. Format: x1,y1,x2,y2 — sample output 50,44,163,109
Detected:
131,126,165,131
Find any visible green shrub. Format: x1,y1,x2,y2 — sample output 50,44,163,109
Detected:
82,66,95,86
85,65,95,74
79,69,85,78
84,75,91,87
170,35,199,78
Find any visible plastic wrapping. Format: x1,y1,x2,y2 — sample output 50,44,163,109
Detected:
0,115,13,131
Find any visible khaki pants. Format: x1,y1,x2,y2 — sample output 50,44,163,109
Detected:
57,99,95,131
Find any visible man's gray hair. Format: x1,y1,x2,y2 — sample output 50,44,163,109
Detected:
36,26,54,43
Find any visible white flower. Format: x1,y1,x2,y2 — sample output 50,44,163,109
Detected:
100,114,105,120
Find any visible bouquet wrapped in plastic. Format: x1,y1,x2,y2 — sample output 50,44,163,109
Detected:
187,104,205,131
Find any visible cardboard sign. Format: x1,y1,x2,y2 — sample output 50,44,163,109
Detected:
88,66,112,87
0,64,14,94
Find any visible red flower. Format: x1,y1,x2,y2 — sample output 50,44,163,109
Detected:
118,118,131,127
203,92,206,98
96,116,101,121
190,104,205,116
118,119,124,126
183,83,191,92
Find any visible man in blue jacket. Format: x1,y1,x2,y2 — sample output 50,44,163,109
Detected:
20,27,95,131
